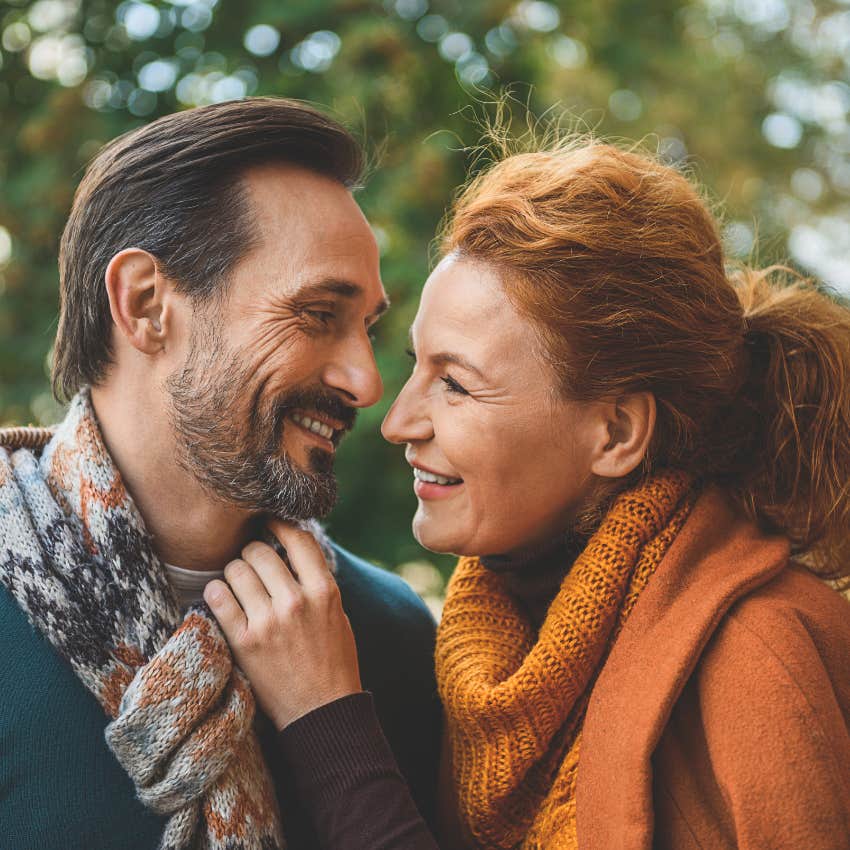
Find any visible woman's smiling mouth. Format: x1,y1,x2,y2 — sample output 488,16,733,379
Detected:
411,464,464,499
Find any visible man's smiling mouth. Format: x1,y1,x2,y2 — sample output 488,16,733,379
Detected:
289,411,347,446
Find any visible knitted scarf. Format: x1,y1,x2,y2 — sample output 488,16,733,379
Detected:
435,470,694,849
0,391,284,850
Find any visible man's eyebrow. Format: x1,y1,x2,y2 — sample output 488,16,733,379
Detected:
370,296,391,320
298,278,390,319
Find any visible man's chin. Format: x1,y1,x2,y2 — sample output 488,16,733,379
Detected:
305,446,335,476
186,451,338,519
283,439,335,473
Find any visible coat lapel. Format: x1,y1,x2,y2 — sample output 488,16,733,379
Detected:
576,489,789,849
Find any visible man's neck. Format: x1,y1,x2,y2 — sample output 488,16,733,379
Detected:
90,385,255,572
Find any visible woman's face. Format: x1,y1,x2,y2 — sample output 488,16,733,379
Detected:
382,255,606,557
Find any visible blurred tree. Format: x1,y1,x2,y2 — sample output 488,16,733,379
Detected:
0,0,847,578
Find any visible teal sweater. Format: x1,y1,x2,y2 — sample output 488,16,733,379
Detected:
0,544,441,849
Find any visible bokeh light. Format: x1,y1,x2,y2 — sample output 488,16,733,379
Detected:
416,14,448,43
28,0,76,33
391,0,428,22
0,226,12,268
609,89,643,122
548,35,587,68
2,22,32,52
243,24,280,57
512,1,561,33
723,221,756,257
290,30,340,73
485,25,518,58
138,58,178,91
27,34,89,86
789,218,850,292
122,3,160,41
438,32,472,62
762,113,804,149
790,168,825,203
180,4,213,33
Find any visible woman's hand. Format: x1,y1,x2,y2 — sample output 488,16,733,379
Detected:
204,520,362,731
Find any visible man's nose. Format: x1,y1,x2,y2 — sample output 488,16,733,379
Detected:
322,334,383,409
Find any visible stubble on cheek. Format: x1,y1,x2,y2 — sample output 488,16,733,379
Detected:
239,308,307,382
232,309,311,437
166,317,339,519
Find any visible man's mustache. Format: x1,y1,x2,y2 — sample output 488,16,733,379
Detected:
272,388,358,440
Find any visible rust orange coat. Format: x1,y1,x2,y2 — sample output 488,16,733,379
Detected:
577,489,850,849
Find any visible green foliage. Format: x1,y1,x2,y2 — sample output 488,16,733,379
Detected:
0,0,847,579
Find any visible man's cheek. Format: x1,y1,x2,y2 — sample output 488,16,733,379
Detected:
247,344,318,400
244,314,309,367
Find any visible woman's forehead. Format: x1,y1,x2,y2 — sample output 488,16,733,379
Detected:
420,257,508,322
413,258,541,364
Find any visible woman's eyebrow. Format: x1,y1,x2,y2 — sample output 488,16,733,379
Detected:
406,329,486,379
430,351,487,380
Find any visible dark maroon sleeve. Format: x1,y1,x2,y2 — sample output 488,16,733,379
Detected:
277,691,441,850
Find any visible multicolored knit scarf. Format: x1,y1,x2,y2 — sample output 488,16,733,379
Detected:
0,391,284,849
435,470,694,849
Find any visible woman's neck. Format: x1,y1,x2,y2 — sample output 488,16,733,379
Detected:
481,533,587,629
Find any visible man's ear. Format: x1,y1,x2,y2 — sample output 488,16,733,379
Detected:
104,248,171,355
590,392,656,480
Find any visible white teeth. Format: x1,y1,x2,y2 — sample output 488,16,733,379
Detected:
291,413,334,440
414,468,462,486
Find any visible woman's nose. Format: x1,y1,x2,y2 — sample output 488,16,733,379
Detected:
381,377,433,444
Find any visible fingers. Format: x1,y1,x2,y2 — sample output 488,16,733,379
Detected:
222,557,270,615
203,579,248,638
267,520,335,595
241,540,299,600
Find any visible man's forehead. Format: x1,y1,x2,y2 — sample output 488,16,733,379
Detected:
283,223,384,308
238,163,382,286
243,162,356,223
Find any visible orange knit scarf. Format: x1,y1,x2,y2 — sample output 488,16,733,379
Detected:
435,471,694,849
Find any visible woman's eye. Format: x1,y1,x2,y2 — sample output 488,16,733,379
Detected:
441,375,469,396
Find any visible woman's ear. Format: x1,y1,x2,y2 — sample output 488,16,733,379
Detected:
104,248,171,356
590,392,656,479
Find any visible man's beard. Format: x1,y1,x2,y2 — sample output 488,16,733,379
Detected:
166,323,357,520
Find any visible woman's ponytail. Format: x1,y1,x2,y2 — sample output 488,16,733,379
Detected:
729,265,850,584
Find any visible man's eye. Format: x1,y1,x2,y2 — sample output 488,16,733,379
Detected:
307,310,335,325
405,347,416,361
441,376,469,396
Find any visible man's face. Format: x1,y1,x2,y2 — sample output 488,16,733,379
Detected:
167,163,387,519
